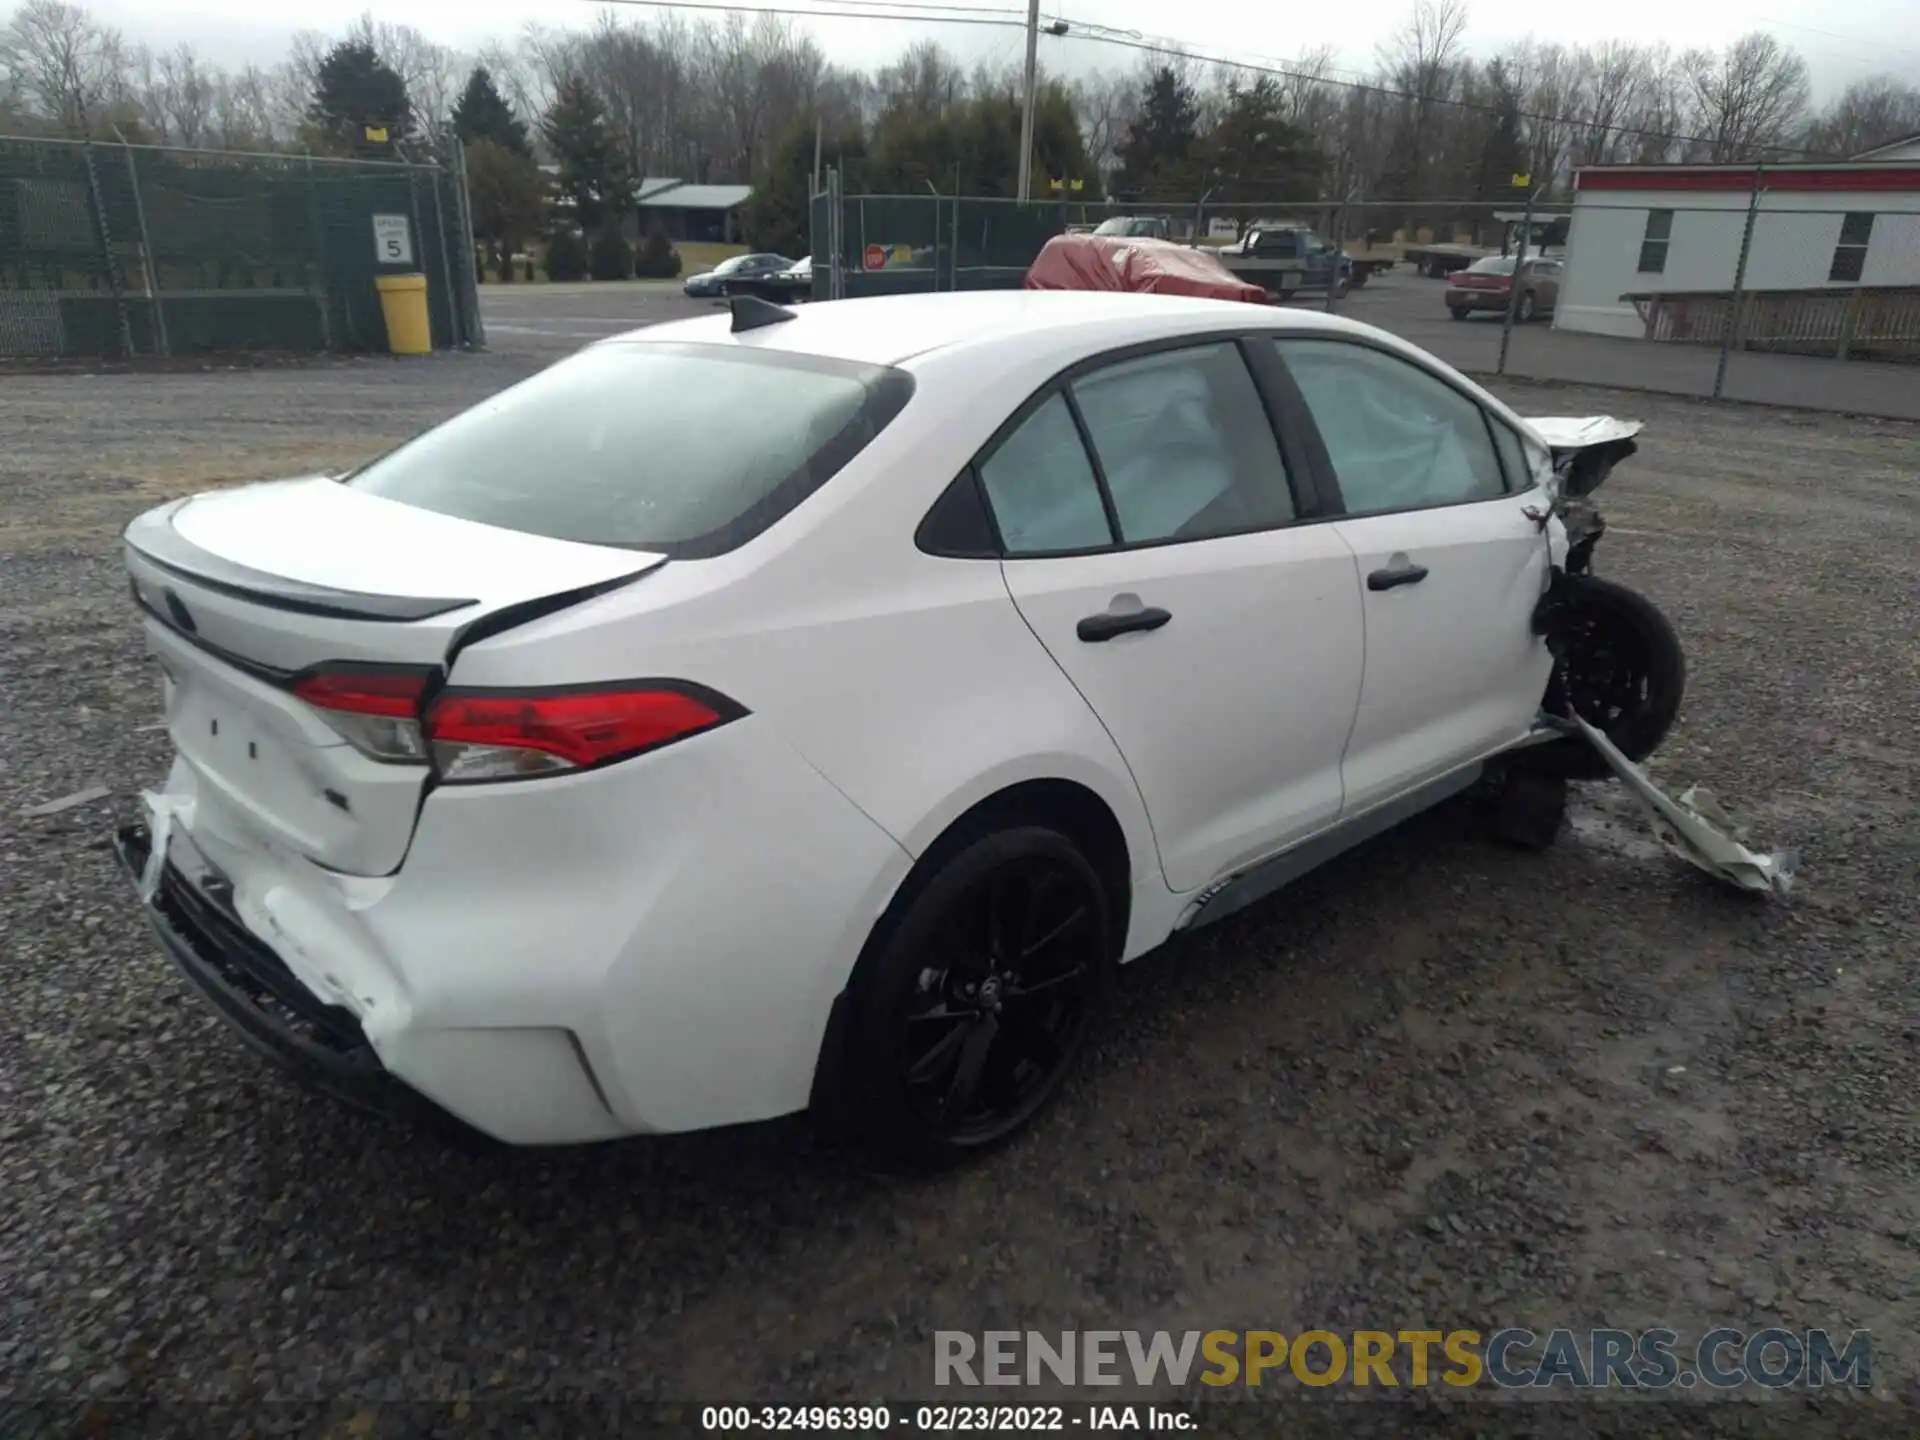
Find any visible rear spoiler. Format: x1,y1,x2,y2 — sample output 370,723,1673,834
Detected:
1525,416,1644,498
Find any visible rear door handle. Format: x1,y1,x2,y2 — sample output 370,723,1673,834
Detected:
1077,607,1172,642
1367,563,1429,592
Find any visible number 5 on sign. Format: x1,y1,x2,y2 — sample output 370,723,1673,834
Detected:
372,214,413,266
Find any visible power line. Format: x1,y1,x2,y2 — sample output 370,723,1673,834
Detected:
587,0,1027,27
1753,17,1920,63
1055,28,1826,158
579,0,1831,158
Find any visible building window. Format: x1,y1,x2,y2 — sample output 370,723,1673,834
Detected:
1636,209,1673,274
1829,213,1874,283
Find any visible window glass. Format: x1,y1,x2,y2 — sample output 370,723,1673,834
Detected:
1638,209,1672,274
346,342,908,557
1071,343,1295,543
1487,417,1537,492
1830,213,1873,283
977,393,1113,555
1276,340,1507,514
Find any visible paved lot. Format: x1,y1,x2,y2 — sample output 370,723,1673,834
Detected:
2,296,1917,1427
1331,270,1920,421
476,273,1920,421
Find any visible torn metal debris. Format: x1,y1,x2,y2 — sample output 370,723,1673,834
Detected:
18,785,112,819
1565,714,1797,896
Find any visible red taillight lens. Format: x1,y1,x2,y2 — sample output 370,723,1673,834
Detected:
293,669,429,717
292,667,432,763
424,684,739,783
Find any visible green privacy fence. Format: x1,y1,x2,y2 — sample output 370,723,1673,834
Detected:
808,189,1133,298
0,135,481,359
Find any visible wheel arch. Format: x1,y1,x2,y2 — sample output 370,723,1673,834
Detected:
807,771,1149,1123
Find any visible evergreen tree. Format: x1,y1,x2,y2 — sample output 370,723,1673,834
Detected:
453,66,530,158
464,137,546,280
1206,77,1323,206
540,76,633,233
1476,60,1529,205
308,40,411,158
1112,67,1203,201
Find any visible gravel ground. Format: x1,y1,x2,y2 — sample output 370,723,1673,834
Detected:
1,324,1916,1434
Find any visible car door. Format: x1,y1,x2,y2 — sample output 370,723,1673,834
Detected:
976,338,1366,894
1268,337,1555,817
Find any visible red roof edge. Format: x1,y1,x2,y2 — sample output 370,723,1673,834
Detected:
1576,164,1920,194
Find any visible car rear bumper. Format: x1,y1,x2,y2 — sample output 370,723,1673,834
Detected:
110,820,479,1141
112,719,913,1146
1445,289,1511,310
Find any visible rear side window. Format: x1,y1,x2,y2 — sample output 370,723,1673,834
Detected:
978,393,1112,555
344,342,912,558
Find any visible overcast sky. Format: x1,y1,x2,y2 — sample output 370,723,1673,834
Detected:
87,0,1920,102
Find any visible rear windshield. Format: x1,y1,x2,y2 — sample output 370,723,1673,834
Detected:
1467,256,1517,275
343,342,913,557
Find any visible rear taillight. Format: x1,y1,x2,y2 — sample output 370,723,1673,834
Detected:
292,667,432,762
424,683,742,783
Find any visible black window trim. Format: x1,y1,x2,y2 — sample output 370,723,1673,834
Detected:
1263,332,1543,522
920,328,1334,562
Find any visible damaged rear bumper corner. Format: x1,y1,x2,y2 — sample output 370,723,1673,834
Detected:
108,820,492,1144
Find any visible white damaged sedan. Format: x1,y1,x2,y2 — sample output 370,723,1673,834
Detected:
114,290,1681,1163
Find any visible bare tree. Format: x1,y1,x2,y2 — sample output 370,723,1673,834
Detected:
699,11,806,180
870,39,968,122
1376,0,1470,201
1804,75,1920,158
135,41,218,146
1571,41,1649,165
1,0,130,133
1070,69,1135,180
343,13,461,129
213,63,276,148
1686,31,1809,161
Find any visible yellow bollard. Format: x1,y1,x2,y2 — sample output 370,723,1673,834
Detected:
374,272,431,356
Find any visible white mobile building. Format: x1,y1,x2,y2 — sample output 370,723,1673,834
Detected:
1554,161,1920,340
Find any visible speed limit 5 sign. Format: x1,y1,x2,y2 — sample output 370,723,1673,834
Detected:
372,214,413,265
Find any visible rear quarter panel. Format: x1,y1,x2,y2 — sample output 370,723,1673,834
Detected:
445,334,1171,956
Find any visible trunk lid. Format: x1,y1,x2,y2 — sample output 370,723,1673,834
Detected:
126,477,664,876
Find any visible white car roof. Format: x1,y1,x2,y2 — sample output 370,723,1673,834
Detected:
597,289,1386,369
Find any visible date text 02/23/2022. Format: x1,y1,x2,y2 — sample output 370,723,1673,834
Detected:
701,1405,1195,1431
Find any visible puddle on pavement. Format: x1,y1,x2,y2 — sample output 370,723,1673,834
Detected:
1568,806,1669,863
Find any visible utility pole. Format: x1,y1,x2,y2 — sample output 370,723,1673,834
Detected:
1016,0,1040,202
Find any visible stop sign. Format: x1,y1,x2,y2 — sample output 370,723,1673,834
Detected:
863,244,887,271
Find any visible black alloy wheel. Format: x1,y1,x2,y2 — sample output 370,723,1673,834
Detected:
835,826,1111,1165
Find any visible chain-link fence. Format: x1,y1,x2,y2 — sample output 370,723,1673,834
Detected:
0,134,481,360
806,177,1919,420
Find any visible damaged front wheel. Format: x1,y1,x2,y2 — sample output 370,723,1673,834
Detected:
1527,574,1686,781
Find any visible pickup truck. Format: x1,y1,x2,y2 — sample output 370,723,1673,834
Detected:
1209,224,1392,298
1090,216,1175,240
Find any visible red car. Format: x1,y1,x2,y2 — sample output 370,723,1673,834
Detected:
1446,255,1563,322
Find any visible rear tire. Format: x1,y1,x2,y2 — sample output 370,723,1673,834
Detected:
1526,574,1686,781
1518,290,1538,323
828,825,1112,1169
1449,305,1470,320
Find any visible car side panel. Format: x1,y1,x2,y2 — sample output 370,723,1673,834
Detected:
444,383,1172,961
